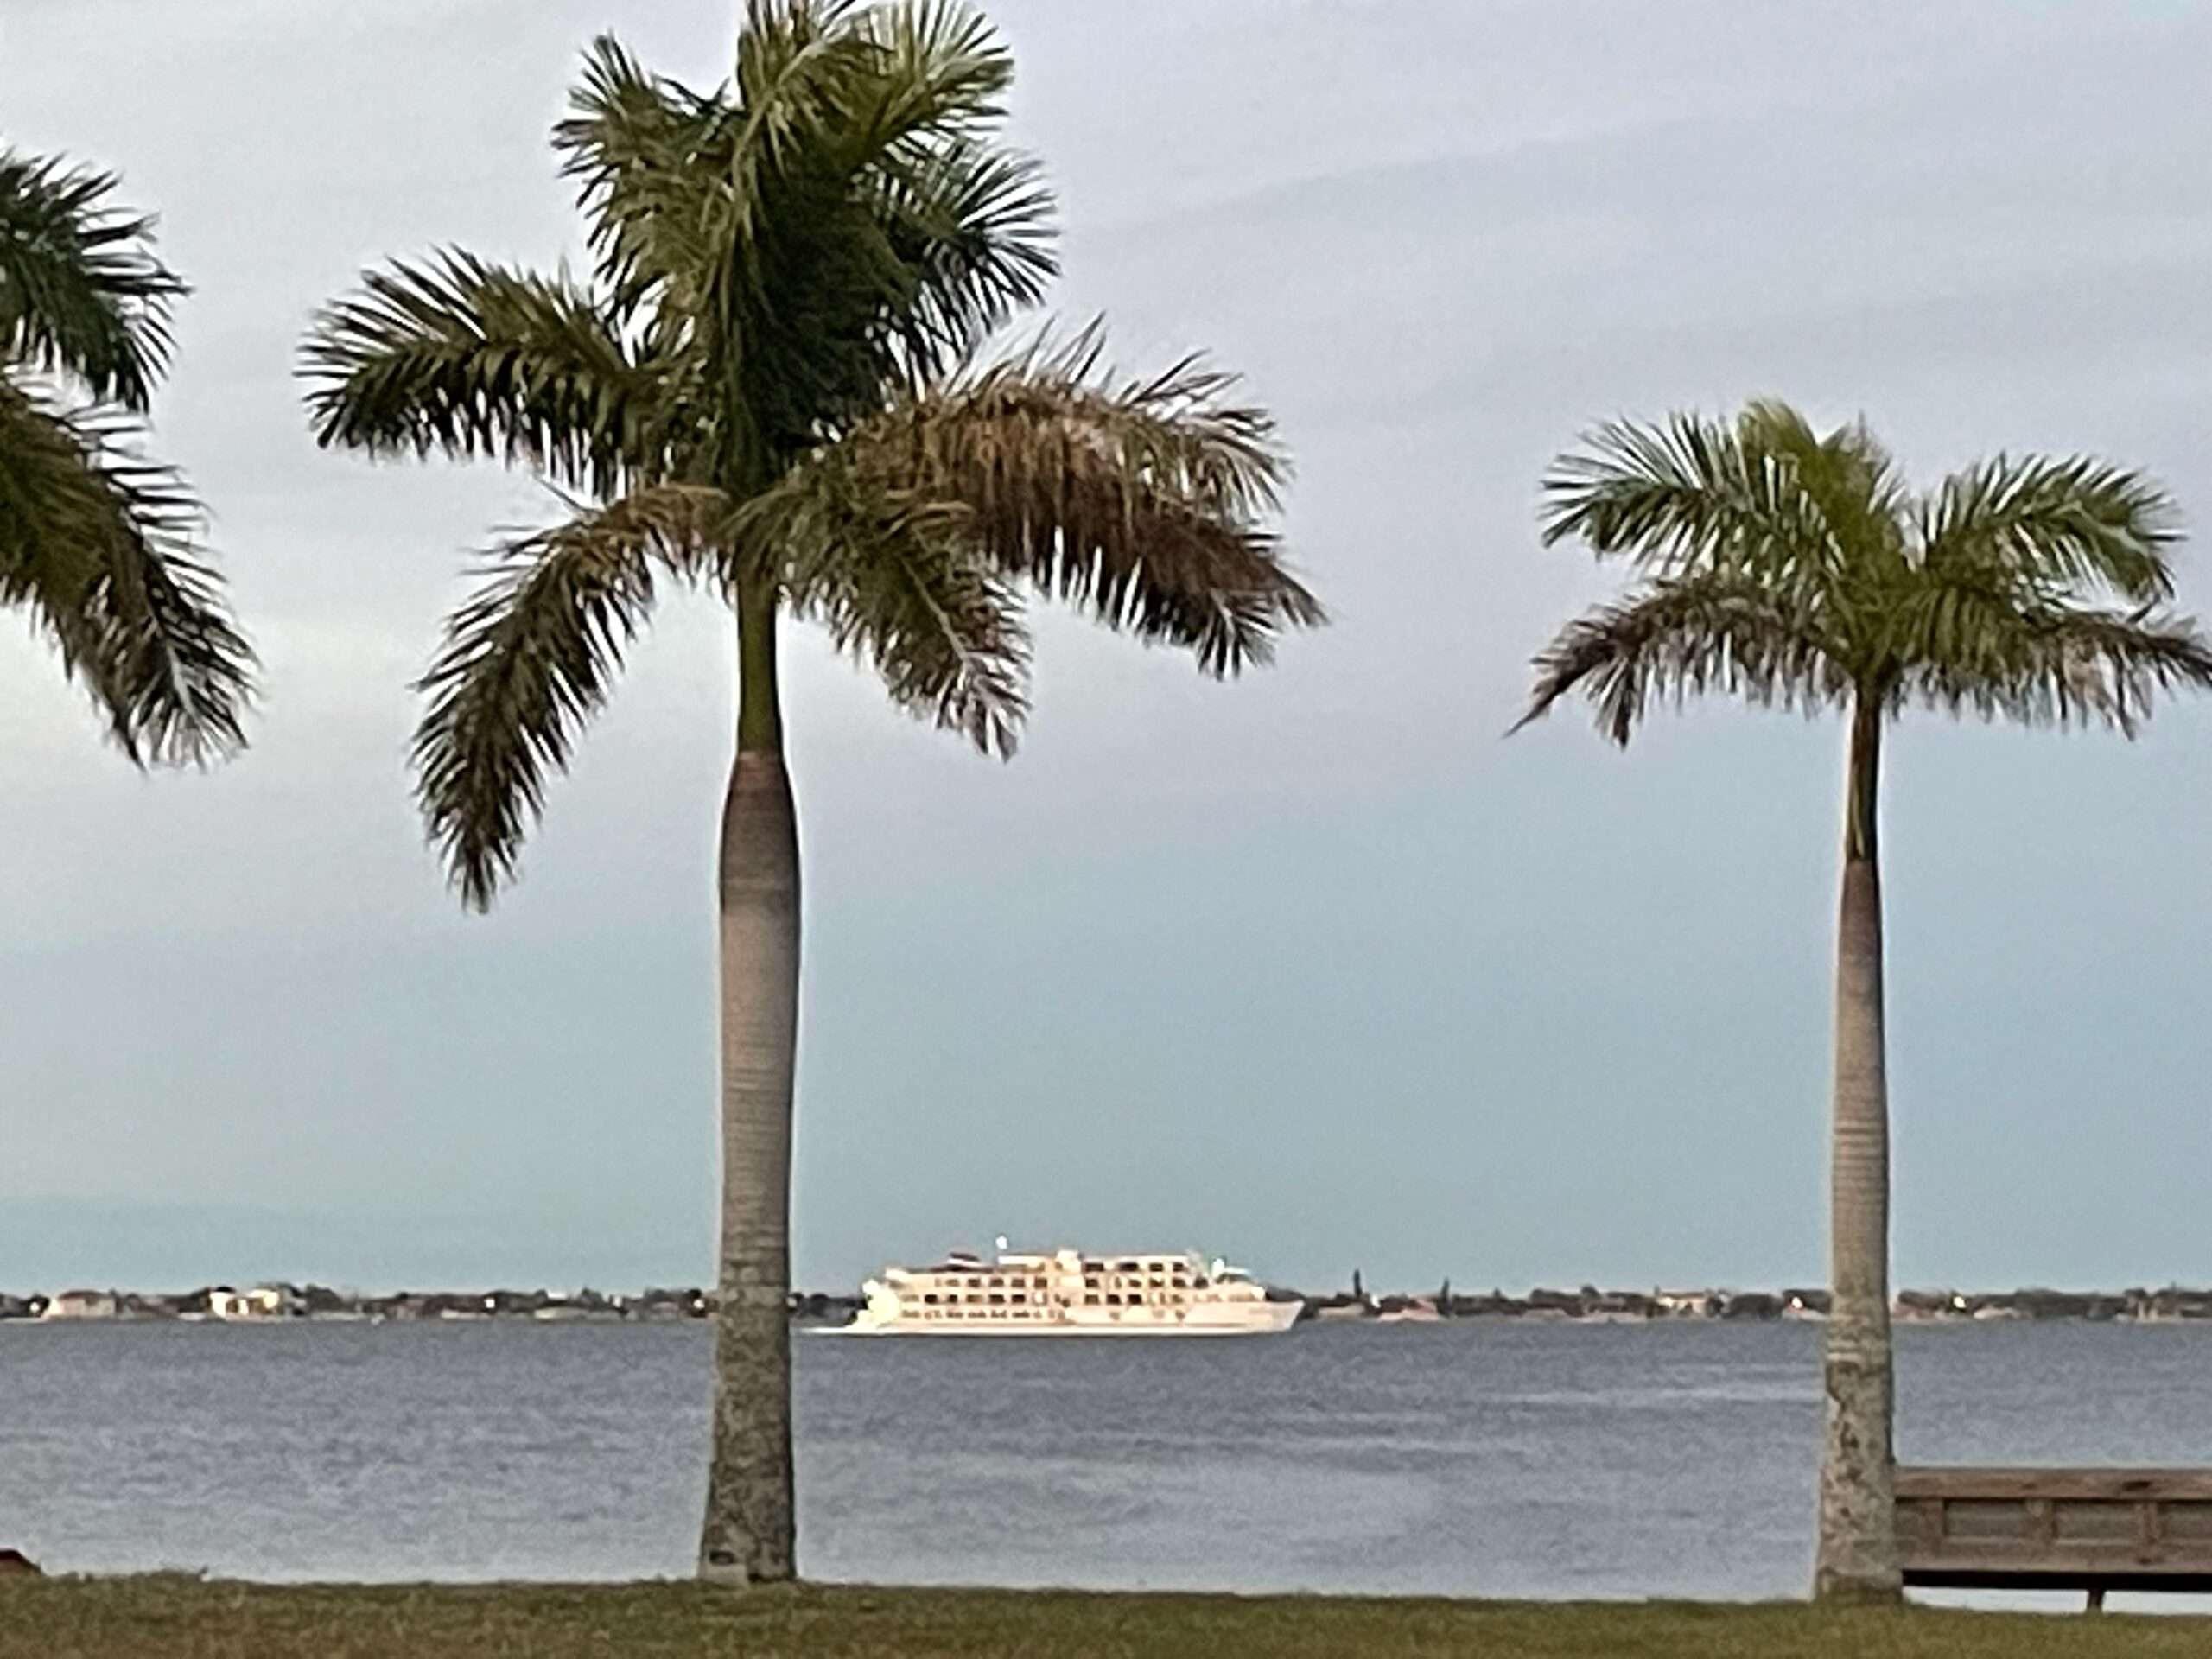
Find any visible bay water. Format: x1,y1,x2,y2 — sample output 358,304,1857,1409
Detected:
4,1319,2209,1610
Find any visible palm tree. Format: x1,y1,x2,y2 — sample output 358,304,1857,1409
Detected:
301,1,1317,1585
0,149,252,759
1518,399,2212,1602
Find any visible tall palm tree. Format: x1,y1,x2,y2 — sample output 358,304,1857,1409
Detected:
0,149,251,759
302,0,1317,1585
1518,399,2212,1602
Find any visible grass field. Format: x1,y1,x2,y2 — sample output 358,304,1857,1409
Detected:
4,1579,2209,1659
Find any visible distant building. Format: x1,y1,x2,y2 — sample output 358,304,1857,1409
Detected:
42,1289,117,1320
210,1284,302,1320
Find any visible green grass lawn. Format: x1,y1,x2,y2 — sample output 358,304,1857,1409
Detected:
3,1579,2209,1659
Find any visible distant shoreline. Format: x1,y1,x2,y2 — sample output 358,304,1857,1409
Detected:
8,1282,2211,1327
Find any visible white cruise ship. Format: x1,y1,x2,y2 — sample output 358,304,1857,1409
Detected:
838,1245,1301,1336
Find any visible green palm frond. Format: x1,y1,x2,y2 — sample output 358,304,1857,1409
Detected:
850,3,1054,365
1918,454,2179,604
0,378,107,606
1519,572,1847,744
763,461,1028,755
1735,400,1906,575
836,328,1316,676
1893,575,2212,734
414,484,728,907
0,149,184,410
556,35,738,317
1541,410,1841,585
300,252,658,499
716,2,1053,457
871,133,1054,369
855,0,1009,143
0,378,251,764
554,5,1055,472
728,0,880,189
719,3,898,300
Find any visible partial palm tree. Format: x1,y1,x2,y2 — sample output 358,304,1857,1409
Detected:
302,0,1317,1585
0,149,252,759
1518,399,2212,1602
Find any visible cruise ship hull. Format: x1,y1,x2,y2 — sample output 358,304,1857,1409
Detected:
830,1300,1302,1337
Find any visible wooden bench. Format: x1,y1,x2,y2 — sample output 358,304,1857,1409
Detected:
1897,1467,2212,1611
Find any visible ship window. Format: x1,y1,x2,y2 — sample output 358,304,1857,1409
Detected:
1010,1294,1026,1305
1084,1294,1099,1305
988,1277,1003,1288
923,1294,939,1306
988,1294,1006,1306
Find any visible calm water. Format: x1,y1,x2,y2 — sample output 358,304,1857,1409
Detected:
4,1320,2210,1607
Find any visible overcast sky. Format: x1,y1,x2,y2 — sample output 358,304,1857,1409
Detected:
5,2,2211,1295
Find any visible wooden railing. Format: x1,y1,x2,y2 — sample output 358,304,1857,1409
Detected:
1897,1467,2212,1610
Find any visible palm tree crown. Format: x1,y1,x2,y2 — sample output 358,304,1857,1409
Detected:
302,1,1317,907
0,149,253,761
1523,400,2212,757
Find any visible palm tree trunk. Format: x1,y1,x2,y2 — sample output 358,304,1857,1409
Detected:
698,585,798,1585
1813,692,1900,1602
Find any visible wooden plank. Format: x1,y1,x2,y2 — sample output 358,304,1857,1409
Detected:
2027,1497,2056,1547
1896,1468,2212,1502
1895,1497,1943,1553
